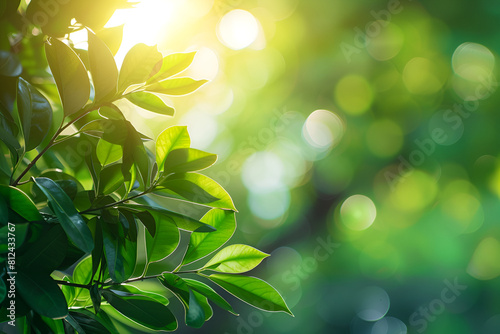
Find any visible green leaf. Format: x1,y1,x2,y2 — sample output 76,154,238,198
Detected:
157,273,205,328
90,284,102,314
192,290,213,321
145,212,180,263
184,278,237,315
96,25,124,56
155,177,219,204
65,313,87,334
158,173,237,211
130,209,156,237
17,272,68,319
102,290,177,331
17,225,67,273
118,43,162,93
87,29,118,102
120,204,216,233
0,185,42,222
146,51,196,84
69,310,113,334
96,139,123,166
98,105,124,120
204,244,269,273
0,274,6,304
110,284,169,305
208,274,293,315
16,78,53,151
182,210,236,266
164,148,217,174
145,77,207,96
126,91,174,116
98,163,124,195
156,125,190,172
186,290,206,328
34,177,94,253
0,223,29,253
102,221,125,283
0,50,22,76
45,38,90,116
71,309,119,334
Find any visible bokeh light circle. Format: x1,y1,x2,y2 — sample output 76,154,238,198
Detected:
302,109,345,151
340,195,377,231
217,9,259,50
366,119,404,157
335,75,374,115
356,286,390,321
402,57,444,95
372,317,407,334
452,42,495,82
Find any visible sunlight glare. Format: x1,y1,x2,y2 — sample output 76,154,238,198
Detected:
217,9,259,50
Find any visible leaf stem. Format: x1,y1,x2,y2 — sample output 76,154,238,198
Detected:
102,270,201,286
79,189,151,214
11,106,96,186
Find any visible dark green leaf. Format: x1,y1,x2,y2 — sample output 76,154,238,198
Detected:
45,38,90,116
102,221,125,283
182,210,236,266
0,50,22,76
70,309,119,334
0,223,28,253
193,290,213,321
208,274,293,315
186,290,206,328
34,177,94,253
87,29,118,102
131,209,156,237
0,185,42,222
16,78,53,151
126,91,174,116
98,163,124,195
145,77,207,95
17,272,68,319
65,313,87,334
184,278,237,315
118,43,162,93
147,52,196,84
90,284,102,314
17,225,67,273
102,290,177,330
158,273,205,328
69,311,111,334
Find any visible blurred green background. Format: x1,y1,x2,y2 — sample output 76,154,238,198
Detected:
68,0,500,332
